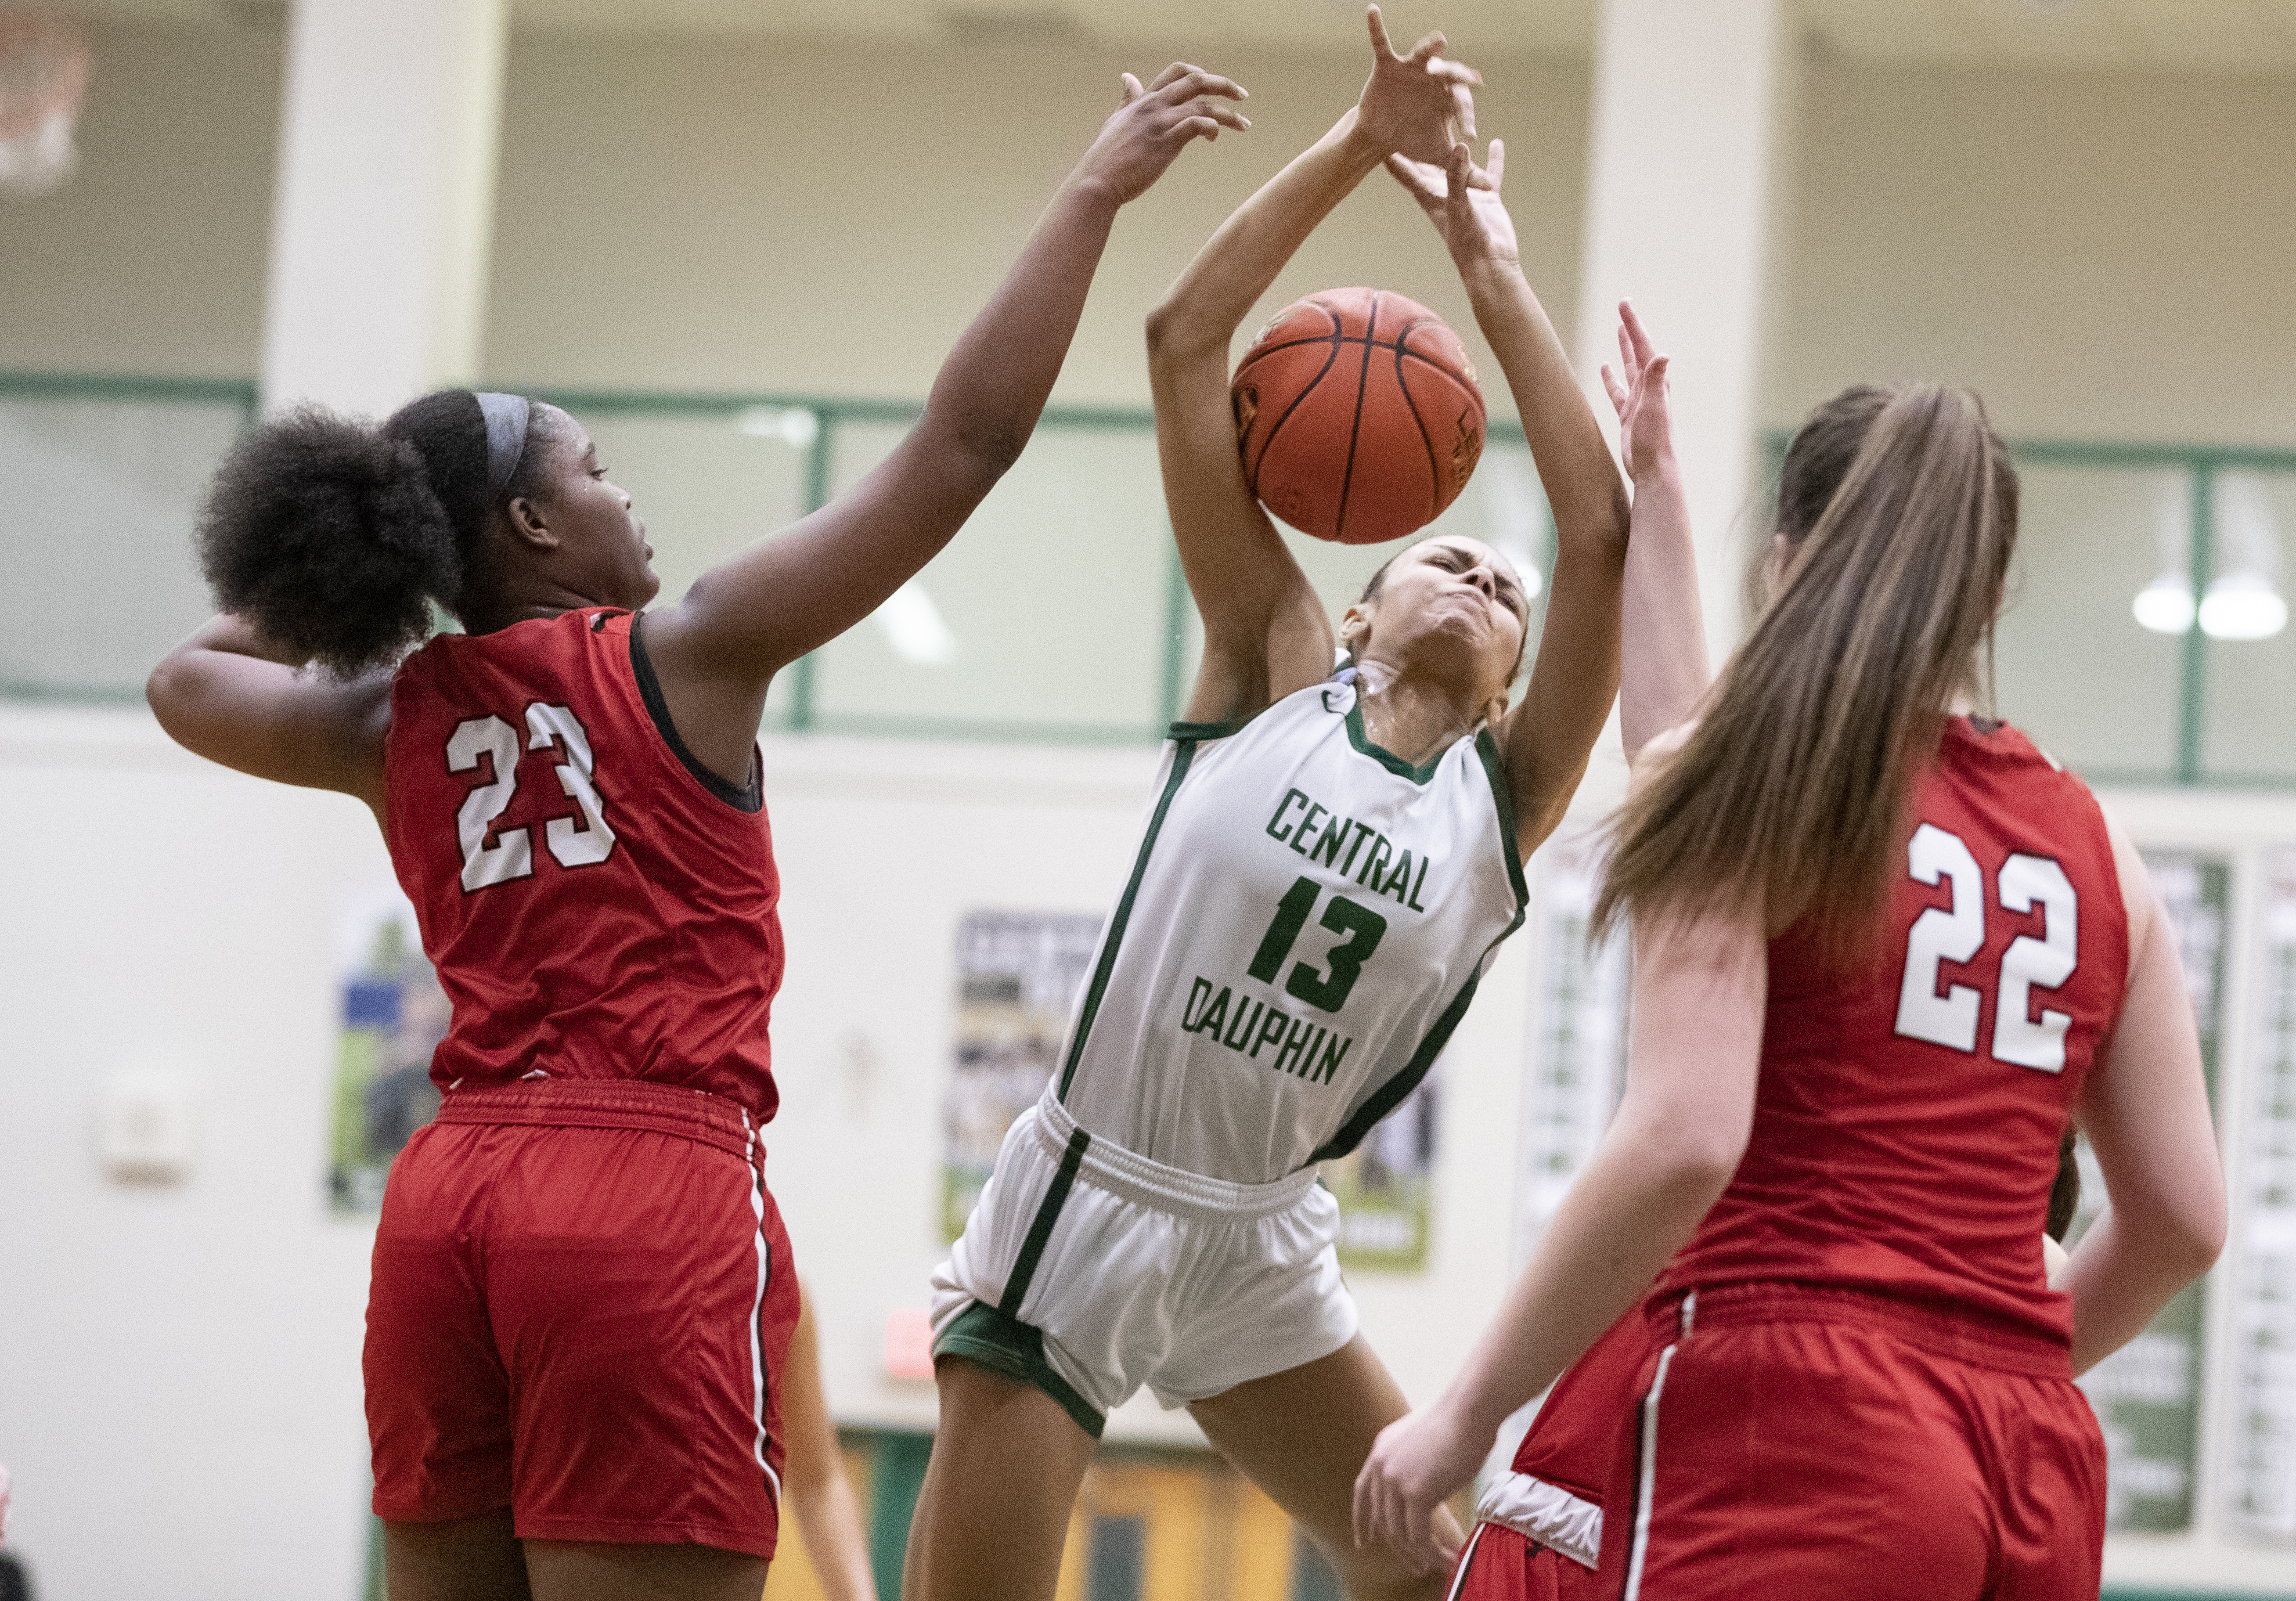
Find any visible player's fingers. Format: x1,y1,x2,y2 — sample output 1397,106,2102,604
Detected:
1148,60,1197,91
1384,152,1442,203
1450,81,1479,142
1408,30,1449,64
1176,115,1221,143
1429,56,1484,87
1602,363,1629,417
1159,68,1248,107
1487,136,1506,190
1119,71,1144,104
1367,3,1396,61
1621,297,1656,365
1617,322,1637,381
1187,98,1250,131
1644,353,1672,399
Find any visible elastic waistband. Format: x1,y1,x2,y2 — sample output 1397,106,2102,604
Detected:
1650,1282,2071,1379
435,1079,759,1162
1035,1092,1321,1223
1475,1471,1602,1571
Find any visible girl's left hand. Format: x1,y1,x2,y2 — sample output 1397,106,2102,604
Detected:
1386,138,1516,275
1601,299,1674,483
1351,1397,1483,1573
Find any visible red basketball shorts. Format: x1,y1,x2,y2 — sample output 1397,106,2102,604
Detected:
1447,1522,1605,1601
365,1081,800,1559
1598,1284,2105,1601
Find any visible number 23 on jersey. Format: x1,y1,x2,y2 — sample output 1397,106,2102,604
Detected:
448,703,618,892
1895,821,2078,1072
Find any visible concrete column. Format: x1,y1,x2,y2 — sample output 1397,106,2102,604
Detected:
261,0,509,418
1574,0,1794,652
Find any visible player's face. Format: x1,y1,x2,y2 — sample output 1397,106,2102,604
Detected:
1351,538,1529,701
524,406,659,610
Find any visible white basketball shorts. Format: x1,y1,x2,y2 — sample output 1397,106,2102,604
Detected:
930,1091,1358,1436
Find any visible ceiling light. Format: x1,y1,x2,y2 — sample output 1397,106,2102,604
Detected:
2198,572,2287,641
737,406,819,449
874,582,958,665
2132,574,2193,635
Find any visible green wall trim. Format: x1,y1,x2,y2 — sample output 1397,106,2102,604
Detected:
0,370,257,409
2103,1590,2296,1601
864,1429,933,1598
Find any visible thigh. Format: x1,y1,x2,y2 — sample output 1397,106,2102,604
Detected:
369,1127,515,1526
1189,1336,1462,1601
383,1510,529,1601
1599,1321,1991,1601
491,1126,795,1559
522,1540,769,1601
905,1354,1097,1601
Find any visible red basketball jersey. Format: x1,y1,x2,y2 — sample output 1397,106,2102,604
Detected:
1655,716,2128,1343
382,608,784,1119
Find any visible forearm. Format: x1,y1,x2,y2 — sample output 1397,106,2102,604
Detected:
789,1473,879,1601
1149,110,1380,356
912,178,1125,485
1617,451,1707,756
1459,262,1627,555
2065,1208,2216,1375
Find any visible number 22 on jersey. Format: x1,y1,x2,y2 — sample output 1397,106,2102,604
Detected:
1894,821,2078,1071
448,703,617,892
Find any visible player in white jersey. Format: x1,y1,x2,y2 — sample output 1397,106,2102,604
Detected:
906,13,1707,1600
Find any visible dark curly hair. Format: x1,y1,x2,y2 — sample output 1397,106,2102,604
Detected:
197,389,545,677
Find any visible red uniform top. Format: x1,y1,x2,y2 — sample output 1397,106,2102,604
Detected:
382,608,785,1120
1655,715,2126,1343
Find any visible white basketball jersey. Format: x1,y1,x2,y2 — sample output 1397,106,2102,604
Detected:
1056,676,1529,1184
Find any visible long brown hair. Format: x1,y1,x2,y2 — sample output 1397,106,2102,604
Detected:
1591,383,2019,961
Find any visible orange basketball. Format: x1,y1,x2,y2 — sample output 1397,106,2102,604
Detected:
1230,287,1486,545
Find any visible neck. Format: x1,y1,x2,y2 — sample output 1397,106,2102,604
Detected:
459,579,610,637
1352,659,1483,764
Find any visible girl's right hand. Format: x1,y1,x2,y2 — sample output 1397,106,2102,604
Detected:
1602,300,1675,484
1071,63,1249,205
1355,4,1482,165
1386,138,1516,277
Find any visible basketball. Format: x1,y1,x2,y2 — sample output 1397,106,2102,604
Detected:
1231,287,1487,545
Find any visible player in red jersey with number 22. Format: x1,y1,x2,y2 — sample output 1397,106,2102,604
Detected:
147,64,1246,1601
1358,381,2227,1600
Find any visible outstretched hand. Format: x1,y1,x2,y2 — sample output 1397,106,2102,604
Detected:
1386,138,1515,275
1072,63,1249,205
1358,4,1482,166
1351,1398,1479,1576
1601,300,1674,483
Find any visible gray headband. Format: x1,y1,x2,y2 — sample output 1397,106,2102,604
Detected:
475,391,531,496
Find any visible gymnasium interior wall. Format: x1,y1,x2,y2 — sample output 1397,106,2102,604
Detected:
6,11,2296,1601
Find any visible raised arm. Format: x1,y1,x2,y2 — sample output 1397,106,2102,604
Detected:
1386,140,1631,854
1601,302,1709,758
2066,819,2225,1373
1149,7,1481,729
147,614,393,810
640,66,1249,733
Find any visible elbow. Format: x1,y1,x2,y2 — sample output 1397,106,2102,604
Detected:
1144,294,1224,370
145,651,196,734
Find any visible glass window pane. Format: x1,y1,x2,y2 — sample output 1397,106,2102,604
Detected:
1995,464,2185,780
812,421,1171,741
0,394,246,698
2200,469,2296,782
573,407,810,727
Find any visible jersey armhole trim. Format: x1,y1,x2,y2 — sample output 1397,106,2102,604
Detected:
1169,719,1243,741
1475,729,1531,911
628,613,764,814
1056,739,1199,1101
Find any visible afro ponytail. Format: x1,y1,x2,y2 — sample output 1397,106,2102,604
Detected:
197,390,519,678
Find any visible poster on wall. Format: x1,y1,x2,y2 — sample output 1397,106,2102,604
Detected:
330,886,448,1216
938,907,1445,1271
941,910,1104,1243
1513,831,1630,1270
2070,849,2229,1535
2232,850,2296,1545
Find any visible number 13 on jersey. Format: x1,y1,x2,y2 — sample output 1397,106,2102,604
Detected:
1895,821,2078,1072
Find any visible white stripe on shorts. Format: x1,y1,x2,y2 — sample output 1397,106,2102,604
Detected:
744,1121,781,1503
1442,1520,1486,1601
1621,1342,1678,1601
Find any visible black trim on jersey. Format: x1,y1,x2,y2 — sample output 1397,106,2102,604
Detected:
1167,719,1242,741
1475,727,1532,911
628,612,763,814
1057,739,1199,1102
